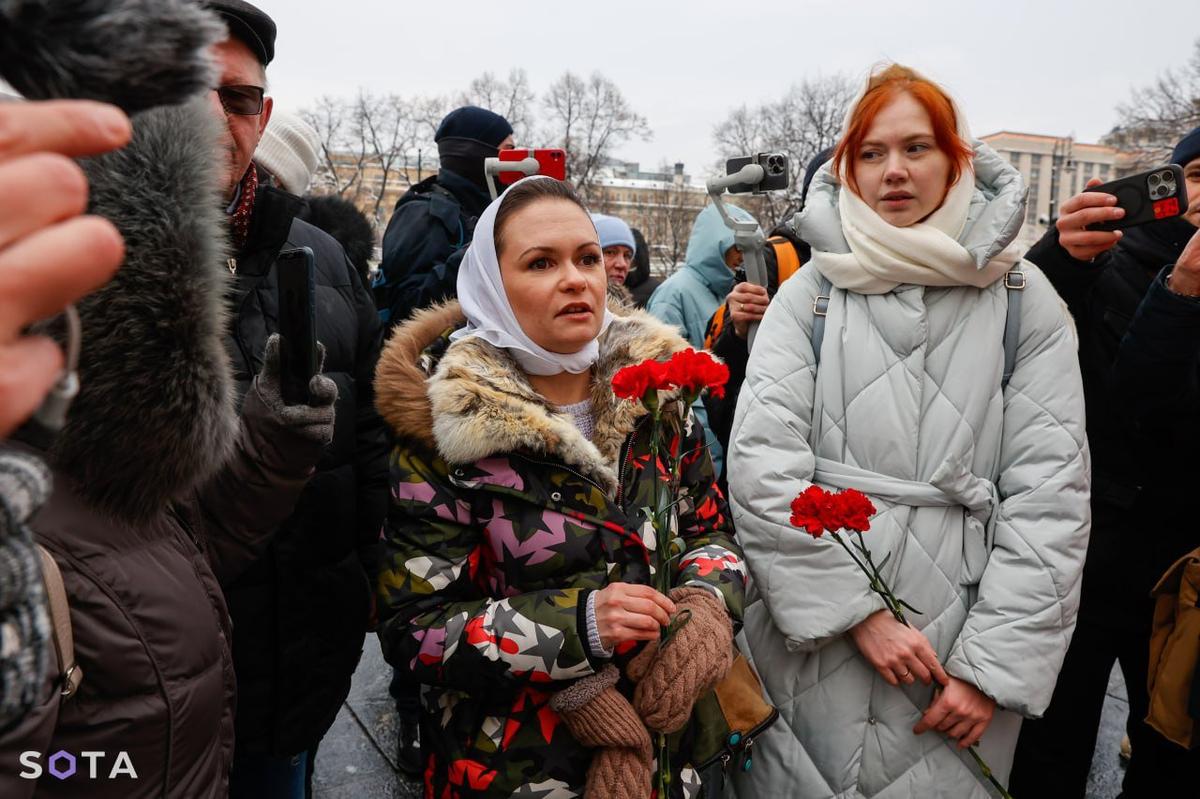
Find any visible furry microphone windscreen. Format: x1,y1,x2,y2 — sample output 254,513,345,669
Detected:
0,0,223,112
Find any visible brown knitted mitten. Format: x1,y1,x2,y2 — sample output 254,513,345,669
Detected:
551,665,652,799
629,586,734,734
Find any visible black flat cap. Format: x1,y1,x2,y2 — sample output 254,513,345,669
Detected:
204,0,276,65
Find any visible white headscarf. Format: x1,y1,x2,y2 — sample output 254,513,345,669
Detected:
451,176,614,375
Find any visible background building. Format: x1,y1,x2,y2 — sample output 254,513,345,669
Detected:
981,132,1140,249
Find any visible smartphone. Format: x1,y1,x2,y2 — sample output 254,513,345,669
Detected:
496,148,567,185
275,246,318,406
1084,164,1188,231
726,152,789,194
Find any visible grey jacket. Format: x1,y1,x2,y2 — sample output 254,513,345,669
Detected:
727,149,1091,798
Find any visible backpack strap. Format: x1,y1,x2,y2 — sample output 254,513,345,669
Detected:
811,275,833,367
1001,268,1026,390
36,546,82,699
811,268,1023,385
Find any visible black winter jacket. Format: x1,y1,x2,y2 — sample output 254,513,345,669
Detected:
224,186,390,755
1029,219,1197,627
375,168,490,326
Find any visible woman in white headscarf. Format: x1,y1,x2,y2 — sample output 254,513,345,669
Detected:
728,64,1090,797
372,176,745,798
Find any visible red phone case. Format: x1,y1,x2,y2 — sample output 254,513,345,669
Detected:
497,149,567,184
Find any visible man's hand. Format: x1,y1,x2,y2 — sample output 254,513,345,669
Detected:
1054,178,1125,261
913,676,996,749
0,100,130,437
849,609,949,687
1166,226,1200,297
728,281,770,339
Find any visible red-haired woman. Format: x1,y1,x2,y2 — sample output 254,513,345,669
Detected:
727,64,1090,797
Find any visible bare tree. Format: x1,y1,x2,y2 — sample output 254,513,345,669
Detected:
302,95,367,199
542,71,652,202
354,91,444,223
1105,38,1200,169
456,69,534,143
711,73,854,227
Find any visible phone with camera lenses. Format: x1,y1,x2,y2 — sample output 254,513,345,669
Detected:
1084,164,1188,231
726,152,789,194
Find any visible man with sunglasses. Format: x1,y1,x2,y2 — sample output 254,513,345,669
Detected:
202,4,389,798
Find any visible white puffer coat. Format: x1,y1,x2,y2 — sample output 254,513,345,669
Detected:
727,148,1091,798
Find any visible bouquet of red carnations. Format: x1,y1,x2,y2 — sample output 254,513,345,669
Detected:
612,348,727,799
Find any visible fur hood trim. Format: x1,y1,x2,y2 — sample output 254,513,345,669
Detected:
47,99,237,522
375,301,689,491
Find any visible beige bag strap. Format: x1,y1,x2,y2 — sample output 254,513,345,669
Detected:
36,545,83,698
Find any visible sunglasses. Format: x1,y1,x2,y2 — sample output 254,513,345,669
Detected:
215,84,265,116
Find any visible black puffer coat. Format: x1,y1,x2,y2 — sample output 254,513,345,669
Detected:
1029,218,1197,627
375,168,490,327
223,186,390,756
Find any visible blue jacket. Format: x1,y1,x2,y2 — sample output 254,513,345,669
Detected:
646,202,756,475
646,202,755,347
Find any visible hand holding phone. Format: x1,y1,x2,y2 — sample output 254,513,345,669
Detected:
1084,165,1188,232
275,247,318,406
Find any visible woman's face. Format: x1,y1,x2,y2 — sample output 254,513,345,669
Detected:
498,198,607,354
852,92,953,227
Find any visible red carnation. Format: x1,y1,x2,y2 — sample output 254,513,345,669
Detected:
790,485,830,537
612,360,670,401
664,349,729,401
826,489,875,533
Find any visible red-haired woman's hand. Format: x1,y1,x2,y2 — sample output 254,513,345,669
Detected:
849,609,948,687
1055,178,1125,262
913,677,996,749
594,582,676,650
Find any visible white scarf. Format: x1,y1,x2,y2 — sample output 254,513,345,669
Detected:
807,71,1023,295
451,176,614,375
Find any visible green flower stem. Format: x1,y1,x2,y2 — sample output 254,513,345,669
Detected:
967,745,1015,799
647,399,674,795
830,533,909,625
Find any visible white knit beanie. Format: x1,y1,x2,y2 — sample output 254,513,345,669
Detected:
255,110,320,196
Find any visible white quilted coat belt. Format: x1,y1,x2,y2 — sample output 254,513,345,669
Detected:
813,456,1000,549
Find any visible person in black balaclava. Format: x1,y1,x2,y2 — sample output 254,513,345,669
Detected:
374,106,514,328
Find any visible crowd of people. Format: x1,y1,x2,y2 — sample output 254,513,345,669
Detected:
1,1,1198,798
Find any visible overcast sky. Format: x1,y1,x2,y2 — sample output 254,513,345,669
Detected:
260,0,1199,175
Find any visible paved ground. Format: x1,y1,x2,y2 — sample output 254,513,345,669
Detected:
314,638,1132,798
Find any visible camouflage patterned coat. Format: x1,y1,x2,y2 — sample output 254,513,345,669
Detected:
374,302,746,798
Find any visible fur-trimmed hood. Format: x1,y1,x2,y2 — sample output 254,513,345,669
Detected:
44,98,237,523
375,301,690,492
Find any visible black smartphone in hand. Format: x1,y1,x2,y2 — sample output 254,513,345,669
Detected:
1085,165,1188,231
275,246,317,405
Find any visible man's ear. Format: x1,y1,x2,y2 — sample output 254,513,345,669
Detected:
258,95,274,138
